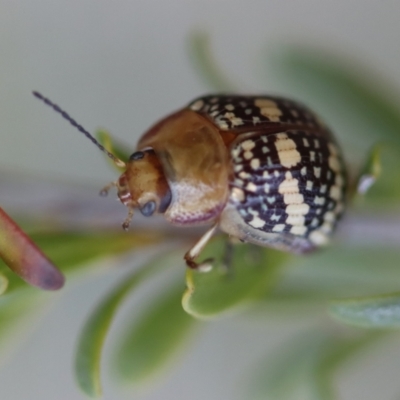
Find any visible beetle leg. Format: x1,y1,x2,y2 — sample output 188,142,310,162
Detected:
184,223,218,272
99,181,118,197
122,208,134,231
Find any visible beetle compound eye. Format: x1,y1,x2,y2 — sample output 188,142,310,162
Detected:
129,151,145,161
140,201,156,217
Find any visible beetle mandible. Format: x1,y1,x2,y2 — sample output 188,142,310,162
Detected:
33,93,347,271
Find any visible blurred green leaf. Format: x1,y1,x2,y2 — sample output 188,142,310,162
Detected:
115,283,197,385
330,292,400,328
0,273,8,296
269,245,400,301
96,129,130,169
0,230,162,294
355,144,400,206
274,48,400,155
249,330,384,400
312,332,384,400
182,237,288,318
188,32,238,91
354,143,382,197
75,253,179,397
249,332,329,400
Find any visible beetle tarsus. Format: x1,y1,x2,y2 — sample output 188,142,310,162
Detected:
184,223,219,272
185,256,214,273
122,208,134,231
99,181,117,197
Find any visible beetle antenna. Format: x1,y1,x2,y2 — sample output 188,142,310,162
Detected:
32,91,126,168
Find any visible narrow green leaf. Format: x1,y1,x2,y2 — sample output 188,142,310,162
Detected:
75,253,179,397
330,292,400,328
96,129,130,168
0,292,44,358
115,283,197,385
312,332,385,400
30,230,162,275
248,332,328,400
0,273,8,296
187,32,238,91
249,330,384,400
355,144,400,206
354,143,382,197
182,237,288,318
0,207,64,290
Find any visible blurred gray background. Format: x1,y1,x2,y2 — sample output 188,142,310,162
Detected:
1,1,400,399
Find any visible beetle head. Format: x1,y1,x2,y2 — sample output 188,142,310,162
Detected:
117,149,171,229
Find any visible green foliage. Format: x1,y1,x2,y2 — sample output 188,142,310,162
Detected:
2,35,400,399
183,237,287,318
75,254,176,396
115,283,197,385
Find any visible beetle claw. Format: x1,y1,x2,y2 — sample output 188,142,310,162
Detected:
185,257,214,273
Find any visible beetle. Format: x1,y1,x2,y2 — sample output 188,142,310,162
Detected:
33,92,347,271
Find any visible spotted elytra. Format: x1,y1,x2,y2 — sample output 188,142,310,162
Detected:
33,92,346,271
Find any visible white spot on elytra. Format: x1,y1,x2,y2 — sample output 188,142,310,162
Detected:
255,99,282,122
190,100,204,111
224,112,243,126
231,188,245,202
309,230,329,246
246,182,258,192
329,155,341,172
271,213,280,221
290,225,307,235
216,120,229,129
275,133,301,168
284,193,304,204
330,186,341,200
306,181,313,191
311,217,319,227
244,151,253,160
301,167,307,176
286,203,309,215
286,215,305,226
272,224,285,233
303,138,310,147
324,211,335,222
251,158,260,170
225,104,235,111
249,216,265,228
262,146,270,154
314,196,325,205
241,140,255,151
314,167,321,178
278,171,296,194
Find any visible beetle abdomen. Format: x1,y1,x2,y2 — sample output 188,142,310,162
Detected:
223,129,346,253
